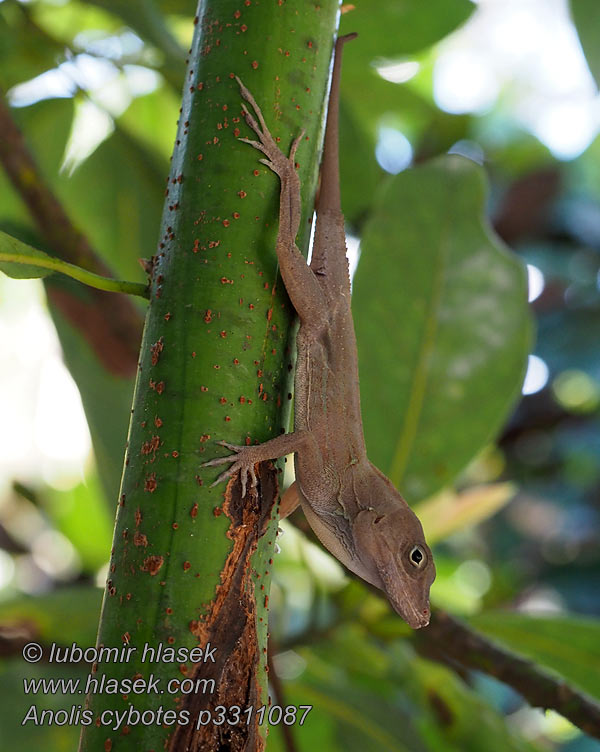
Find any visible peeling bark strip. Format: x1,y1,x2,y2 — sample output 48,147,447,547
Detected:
168,465,278,752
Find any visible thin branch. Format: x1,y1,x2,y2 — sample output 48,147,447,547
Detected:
279,519,600,740
414,609,600,740
0,93,143,376
268,639,300,752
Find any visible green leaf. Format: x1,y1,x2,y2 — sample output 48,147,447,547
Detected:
412,655,541,752
45,288,136,504
340,0,474,60
354,156,532,501
339,97,383,226
0,229,149,296
338,62,443,226
570,0,600,88
54,121,165,285
471,612,600,702
116,83,180,163
0,229,54,278
31,0,123,41
45,473,114,571
273,626,539,752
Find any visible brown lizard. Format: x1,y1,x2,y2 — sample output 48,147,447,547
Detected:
203,33,435,629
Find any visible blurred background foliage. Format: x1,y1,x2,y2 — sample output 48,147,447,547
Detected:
0,0,600,750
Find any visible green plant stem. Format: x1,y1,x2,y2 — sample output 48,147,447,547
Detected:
78,1,340,750
0,252,149,297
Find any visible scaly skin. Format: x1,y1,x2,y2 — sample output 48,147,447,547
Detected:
204,34,435,629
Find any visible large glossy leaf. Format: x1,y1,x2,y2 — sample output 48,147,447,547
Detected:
339,0,474,60
354,156,532,501
471,612,600,702
46,473,114,571
45,283,136,504
570,0,600,88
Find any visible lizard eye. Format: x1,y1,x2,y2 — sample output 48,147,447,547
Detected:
409,545,427,569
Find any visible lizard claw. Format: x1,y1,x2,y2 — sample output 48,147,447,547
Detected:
238,137,268,156
289,129,305,161
258,158,277,173
202,441,260,497
216,440,245,451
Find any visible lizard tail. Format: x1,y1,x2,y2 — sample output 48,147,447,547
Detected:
317,32,358,214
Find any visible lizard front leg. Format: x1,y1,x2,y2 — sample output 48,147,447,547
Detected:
202,431,310,497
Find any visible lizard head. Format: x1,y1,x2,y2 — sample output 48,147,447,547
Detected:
348,465,435,629
352,505,435,628
299,465,435,629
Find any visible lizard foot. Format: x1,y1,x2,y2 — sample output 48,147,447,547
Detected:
201,440,260,497
235,76,304,176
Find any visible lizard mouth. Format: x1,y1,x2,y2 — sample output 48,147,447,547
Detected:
401,603,430,629
389,594,430,629
376,563,431,629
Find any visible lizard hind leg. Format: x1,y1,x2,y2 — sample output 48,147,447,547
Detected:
235,76,305,174
234,76,327,327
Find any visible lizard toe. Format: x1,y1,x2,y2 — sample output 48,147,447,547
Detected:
289,130,305,160
216,440,244,451
249,464,257,488
201,455,231,468
209,465,236,488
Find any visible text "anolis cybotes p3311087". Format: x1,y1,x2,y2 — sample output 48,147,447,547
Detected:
204,34,436,629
